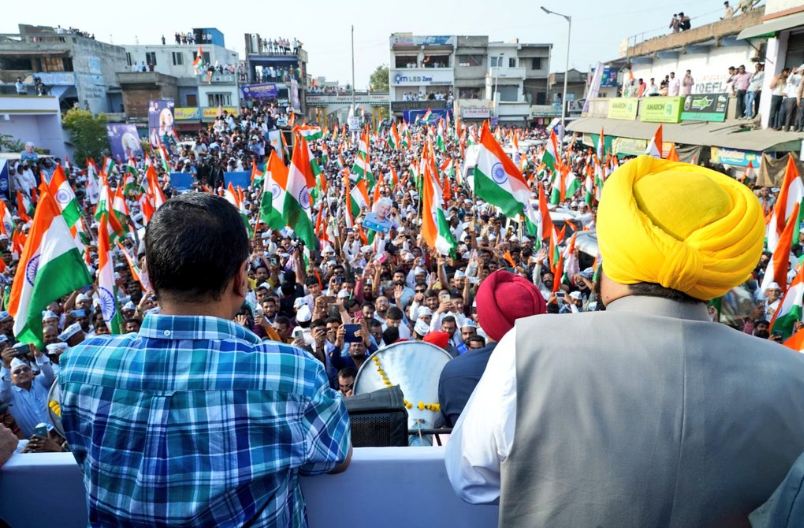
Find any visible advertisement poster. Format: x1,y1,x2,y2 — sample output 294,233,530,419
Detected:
681,93,728,122
240,83,278,101
640,96,683,123
106,124,143,163
607,98,639,120
148,99,175,147
710,147,761,168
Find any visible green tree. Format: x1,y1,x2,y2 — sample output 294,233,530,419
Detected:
62,108,108,162
369,65,389,93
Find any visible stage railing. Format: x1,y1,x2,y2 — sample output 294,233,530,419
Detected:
0,446,498,527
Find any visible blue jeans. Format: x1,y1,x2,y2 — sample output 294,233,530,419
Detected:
744,91,757,118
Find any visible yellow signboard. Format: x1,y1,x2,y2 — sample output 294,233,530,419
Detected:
607,98,639,120
201,106,240,120
174,107,201,121
640,96,683,123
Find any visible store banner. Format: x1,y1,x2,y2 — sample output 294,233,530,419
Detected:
169,172,194,191
607,98,639,120
710,147,761,168
640,96,683,123
681,93,728,122
174,107,201,121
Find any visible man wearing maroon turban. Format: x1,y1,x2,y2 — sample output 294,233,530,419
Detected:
437,270,545,427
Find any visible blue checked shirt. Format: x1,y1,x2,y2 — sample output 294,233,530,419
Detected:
58,314,351,528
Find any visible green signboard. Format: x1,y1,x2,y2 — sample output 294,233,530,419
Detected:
681,93,728,122
607,98,639,120
640,96,683,123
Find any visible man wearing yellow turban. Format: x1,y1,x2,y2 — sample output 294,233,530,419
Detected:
446,155,804,527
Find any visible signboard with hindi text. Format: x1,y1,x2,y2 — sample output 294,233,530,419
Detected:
201,107,240,121
640,96,683,123
681,93,728,122
607,98,639,120
174,107,201,121
710,147,761,168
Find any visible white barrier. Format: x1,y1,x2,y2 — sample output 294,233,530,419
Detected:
0,447,499,527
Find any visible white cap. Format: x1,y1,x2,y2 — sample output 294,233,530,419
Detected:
454,270,466,279
41,310,58,321
414,319,430,336
46,343,68,354
58,322,83,341
296,304,312,323
337,289,351,299
413,266,426,275
765,282,781,291
10,357,27,373
417,306,433,318
461,319,477,329
76,293,90,303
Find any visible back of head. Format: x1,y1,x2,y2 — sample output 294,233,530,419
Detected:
145,193,249,303
476,270,546,342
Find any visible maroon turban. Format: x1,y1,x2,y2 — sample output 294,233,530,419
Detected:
476,270,546,342
423,331,450,350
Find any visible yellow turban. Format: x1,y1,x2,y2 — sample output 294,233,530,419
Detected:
597,155,764,301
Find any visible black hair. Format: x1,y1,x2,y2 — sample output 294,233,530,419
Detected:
442,315,457,325
368,318,383,329
467,335,486,347
145,193,248,302
326,316,342,325
338,367,357,380
628,282,700,304
305,276,319,286
386,306,404,321
311,318,326,329
383,326,400,345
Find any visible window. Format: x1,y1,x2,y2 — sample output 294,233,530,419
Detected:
509,57,516,68
126,52,132,66
490,56,500,68
536,91,547,105
145,52,157,66
498,85,518,102
457,55,484,67
207,93,231,106
186,93,198,107
532,58,542,70
172,52,184,66
41,56,66,72
202,52,211,65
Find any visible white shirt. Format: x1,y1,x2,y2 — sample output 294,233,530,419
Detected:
668,77,680,96
784,74,801,98
445,328,517,503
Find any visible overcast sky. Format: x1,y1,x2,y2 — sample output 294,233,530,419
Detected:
3,0,726,87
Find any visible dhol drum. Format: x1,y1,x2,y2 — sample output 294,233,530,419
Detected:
354,341,452,434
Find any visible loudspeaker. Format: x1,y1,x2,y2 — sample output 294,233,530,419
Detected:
344,385,408,447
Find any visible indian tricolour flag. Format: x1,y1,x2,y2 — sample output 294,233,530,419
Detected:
283,133,317,248
297,125,323,141
8,192,92,347
783,327,804,353
473,121,537,233
542,130,560,171
768,155,804,253
421,144,456,255
225,183,252,236
389,122,401,151
97,213,122,334
771,265,804,340
260,151,287,230
350,179,370,218
48,165,80,228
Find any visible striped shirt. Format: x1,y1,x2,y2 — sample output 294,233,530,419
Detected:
59,314,350,527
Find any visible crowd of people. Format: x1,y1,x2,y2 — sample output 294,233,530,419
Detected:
1,101,799,440
254,36,302,55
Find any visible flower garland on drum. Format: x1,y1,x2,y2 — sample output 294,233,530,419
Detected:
371,355,441,412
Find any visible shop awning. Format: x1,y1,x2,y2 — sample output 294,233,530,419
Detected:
737,11,804,40
567,117,804,152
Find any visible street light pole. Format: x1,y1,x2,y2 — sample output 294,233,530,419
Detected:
541,6,571,130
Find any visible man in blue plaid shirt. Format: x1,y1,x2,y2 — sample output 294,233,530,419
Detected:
59,193,352,527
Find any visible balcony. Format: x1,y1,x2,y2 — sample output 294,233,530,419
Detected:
487,66,526,80
306,93,389,106
624,8,764,58
0,447,497,528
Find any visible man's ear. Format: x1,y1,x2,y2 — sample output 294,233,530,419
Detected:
233,260,249,299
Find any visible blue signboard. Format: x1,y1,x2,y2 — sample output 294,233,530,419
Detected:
403,109,450,124
240,83,279,101
169,172,194,191
224,171,252,189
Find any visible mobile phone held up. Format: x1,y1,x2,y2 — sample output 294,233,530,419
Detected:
343,324,361,343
